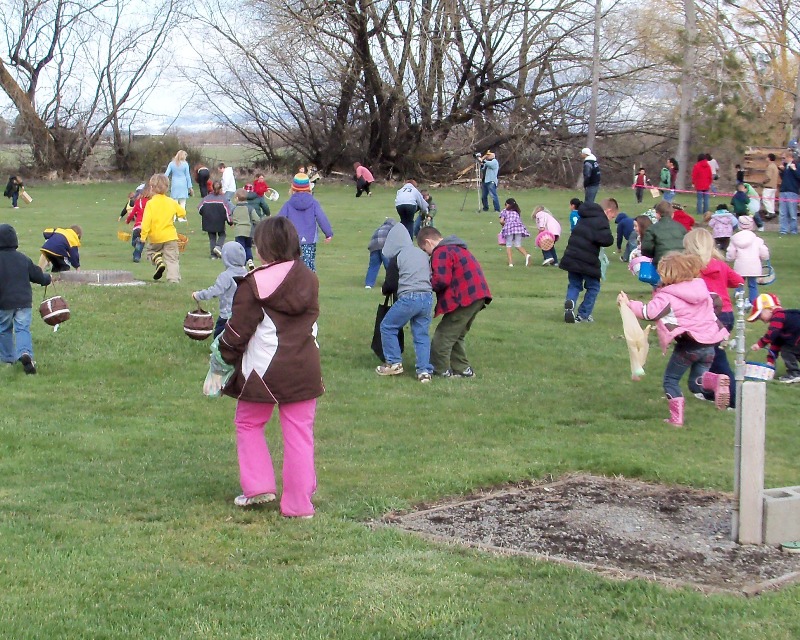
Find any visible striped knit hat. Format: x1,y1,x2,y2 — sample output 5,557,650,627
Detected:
292,173,311,192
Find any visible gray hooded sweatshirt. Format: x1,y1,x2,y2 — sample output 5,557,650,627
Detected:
194,241,248,318
381,223,432,298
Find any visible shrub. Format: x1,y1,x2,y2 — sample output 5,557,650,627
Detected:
122,135,207,180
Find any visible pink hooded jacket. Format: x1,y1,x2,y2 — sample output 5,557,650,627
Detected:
726,229,768,277
627,278,729,354
535,209,561,239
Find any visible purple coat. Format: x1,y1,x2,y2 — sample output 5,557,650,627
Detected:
277,192,333,245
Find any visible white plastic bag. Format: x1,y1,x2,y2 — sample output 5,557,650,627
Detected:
203,336,234,397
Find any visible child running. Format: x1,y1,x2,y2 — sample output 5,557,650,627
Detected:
726,215,769,303
126,184,152,262
618,252,730,426
683,228,743,408
140,173,186,282
498,198,531,267
219,216,323,517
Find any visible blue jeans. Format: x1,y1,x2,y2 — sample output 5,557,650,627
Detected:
213,315,227,339
235,236,253,261
542,247,559,264
481,181,500,212
663,339,714,399
663,189,675,203
778,192,799,234
0,307,34,362
566,272,601,319
380,291,433,374
365,250,389,287
696,190,710,216
584,185,599,204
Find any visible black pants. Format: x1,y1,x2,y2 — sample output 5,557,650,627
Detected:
356,178,372,197
197,169,210,198
44,253,70,272
395,204,418,237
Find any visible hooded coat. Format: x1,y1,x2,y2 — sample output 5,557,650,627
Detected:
277,192,333,245
198,193,233,234
640,216,686,267
614,213,634,250
380,223,432,298
627,278,729,354
726,228,769,277
0,224,51,310
559,202,614,279
220,259,323,404
193,242,248,319
699,258,743,314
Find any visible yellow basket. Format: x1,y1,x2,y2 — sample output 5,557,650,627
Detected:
177,233,189,253
117,230,131,242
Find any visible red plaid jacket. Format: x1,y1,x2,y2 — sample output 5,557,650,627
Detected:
430,240,491,316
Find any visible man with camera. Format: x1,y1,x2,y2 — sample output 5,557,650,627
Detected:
779,150,800,235
477,151,500,213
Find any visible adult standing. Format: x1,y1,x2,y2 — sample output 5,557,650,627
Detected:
691,154,713,216
195,164,211,198
480,151,501,212
640,201,687,267
762,153,779,220
277,173,333,272
394,179,428,238
778,150,800,235
353,162,375,197
581,148,601,204
165,150,193,208
706,153,720,192
219,162,237,202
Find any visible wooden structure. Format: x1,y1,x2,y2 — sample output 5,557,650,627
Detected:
743,147,786,187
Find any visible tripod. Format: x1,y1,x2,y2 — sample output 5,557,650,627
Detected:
460,159,483,212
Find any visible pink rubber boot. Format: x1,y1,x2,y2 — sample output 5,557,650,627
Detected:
665,397,685,427
701,372,730,410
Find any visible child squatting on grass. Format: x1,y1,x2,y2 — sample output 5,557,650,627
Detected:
0,224,52,374
218,216,323,517
618,252,730,427
140,173,186,282
748,293,800,384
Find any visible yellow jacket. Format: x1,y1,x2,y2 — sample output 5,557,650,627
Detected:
140,194,186,244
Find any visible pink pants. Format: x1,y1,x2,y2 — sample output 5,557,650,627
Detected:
234,398,317,517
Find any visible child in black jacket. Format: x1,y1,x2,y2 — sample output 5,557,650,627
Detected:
3,176,23,208
0,224,52,373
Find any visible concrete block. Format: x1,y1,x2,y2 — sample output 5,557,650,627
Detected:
762,486,800,545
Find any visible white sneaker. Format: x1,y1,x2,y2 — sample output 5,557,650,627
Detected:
508,263,514,268
365,285,372,289
525,254,531,267
234,493,276,507
543,258,554,266
376,362,403,376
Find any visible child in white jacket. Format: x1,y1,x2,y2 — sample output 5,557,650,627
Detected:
726,215,769,304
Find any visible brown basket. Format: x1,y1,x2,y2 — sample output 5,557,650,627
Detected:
177,233,189,253
40,295,70,326
183,306,214,340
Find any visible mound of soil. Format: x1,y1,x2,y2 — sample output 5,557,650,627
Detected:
387,475,800,595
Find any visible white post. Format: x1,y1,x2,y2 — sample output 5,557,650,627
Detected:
732,290,745,540
737,382,766,544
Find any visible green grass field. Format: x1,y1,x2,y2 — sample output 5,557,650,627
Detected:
1,180,799,638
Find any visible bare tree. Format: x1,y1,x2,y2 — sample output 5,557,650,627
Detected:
0,0,181,175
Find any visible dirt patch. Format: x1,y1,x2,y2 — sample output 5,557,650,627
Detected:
385,475,800,595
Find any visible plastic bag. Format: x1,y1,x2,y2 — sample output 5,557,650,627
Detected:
203,336,235,397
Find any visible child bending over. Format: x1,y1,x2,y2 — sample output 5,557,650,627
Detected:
748,293,800,384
